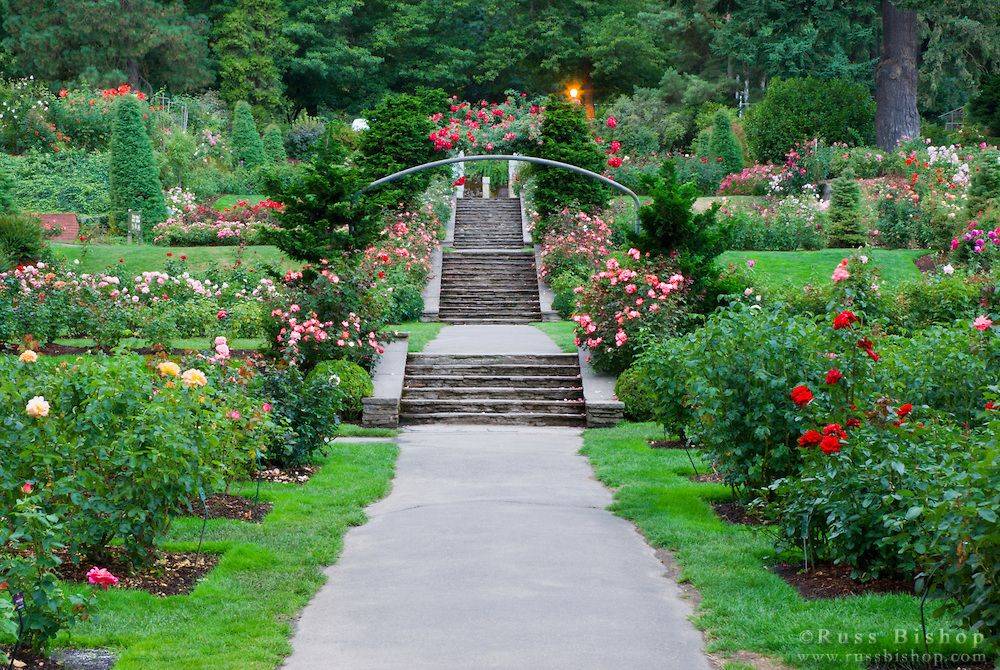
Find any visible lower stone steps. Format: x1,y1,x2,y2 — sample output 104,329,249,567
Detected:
400,411,586,427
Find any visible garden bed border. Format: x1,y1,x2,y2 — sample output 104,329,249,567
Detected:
577,347,624,426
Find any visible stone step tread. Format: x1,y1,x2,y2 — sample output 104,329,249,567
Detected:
403,388,584,400
400,412,586,426
404,374,582,387
401,399,585,412
405,365,579,374
407,354,577,361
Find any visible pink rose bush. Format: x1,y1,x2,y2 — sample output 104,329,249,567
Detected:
539,209,614,280
572,253,687,373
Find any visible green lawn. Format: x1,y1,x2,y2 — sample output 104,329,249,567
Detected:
720,248,927,290
214,194,269,210
531,321,577,353
582,423,988,670
52,243,295,275
64,441,398,669
384,321,445,353
335,423,398,438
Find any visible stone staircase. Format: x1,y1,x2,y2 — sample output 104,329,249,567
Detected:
453,198,524,250
437,251,541,323
400,353,586,426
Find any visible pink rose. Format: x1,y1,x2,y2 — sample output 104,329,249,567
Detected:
87,567,119,589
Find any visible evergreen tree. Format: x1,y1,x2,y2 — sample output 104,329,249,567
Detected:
826,170,867,247
109,96,167,236
263,125,288,164
969,75,1000,137
533,97,608,219
270,159,380,262
357,92,439,209
1,0,211,91
214,0,293,119
630,161,723,283
231,101,267,169
708,110,743,175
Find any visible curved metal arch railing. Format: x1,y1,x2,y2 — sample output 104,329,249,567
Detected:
358,154,642,211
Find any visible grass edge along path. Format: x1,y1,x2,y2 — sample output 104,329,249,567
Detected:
530,321,577,353
64,439,398,670
582,423,990,670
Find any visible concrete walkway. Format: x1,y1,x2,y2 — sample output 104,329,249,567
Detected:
421,324,563,355
283,324,710,669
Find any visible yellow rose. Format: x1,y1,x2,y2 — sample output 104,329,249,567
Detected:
25,396,50,418
19,350,38,364
181,368,208,388
157,360,181,377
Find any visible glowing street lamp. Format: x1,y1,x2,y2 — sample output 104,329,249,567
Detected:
568,86,580,100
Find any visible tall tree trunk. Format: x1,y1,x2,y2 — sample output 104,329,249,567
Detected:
875,0,920,150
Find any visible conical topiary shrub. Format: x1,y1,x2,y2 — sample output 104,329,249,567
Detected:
826,169,867,248
709,110,744,176
232,101,267,168
263,124,287,164
109,95,167,236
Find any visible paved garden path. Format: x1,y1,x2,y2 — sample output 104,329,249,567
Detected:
283,326,711,669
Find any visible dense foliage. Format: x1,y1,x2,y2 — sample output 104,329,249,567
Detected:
108,96,167,235
744,78,876,162
532,98,608,219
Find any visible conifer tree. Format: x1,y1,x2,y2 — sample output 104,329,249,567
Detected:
232,101,267,169
826,169,867,247
709,110,743,175
263,125,288,164
109,96,167,236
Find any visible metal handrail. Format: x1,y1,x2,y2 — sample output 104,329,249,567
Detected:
359,154,642,211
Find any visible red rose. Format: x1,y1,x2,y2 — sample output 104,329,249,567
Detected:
857,338,879,362
846,417,861,428
822,423,847,439
797,430,823,447
820,435,842,454
790,385,814,407
452,176,466,187
825,368,843,385
897,403,913,418
986,401,997,411
833,310,859,330
21,482,33,494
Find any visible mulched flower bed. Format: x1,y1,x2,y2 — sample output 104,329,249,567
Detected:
56,549,218,597
772,562,913,599
1,648,62,669
712,500,771,526
184,493,272,523
1,648,115,670
254,465,317,484
690,471,723,483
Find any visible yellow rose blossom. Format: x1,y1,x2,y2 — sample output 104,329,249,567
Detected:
181,368,208,388
157,360,181,377
26,396,50,418
19,350,38,364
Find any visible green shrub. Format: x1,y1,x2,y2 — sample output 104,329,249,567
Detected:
257,363,345,466
630,161,726,310
893,276,985,330
874,195,928,248
670,154,727,195
532,97,608,218
883,323,999,425
643,303,830,492
231,101,267,169
551,271,585,319
307,358,372,421
0,150,110,215
708,109,743,176
826,170,867,247
388,283,424,323
109,96,168,235
358,92,440,209
0,213,48,270
722,199,826,251
262,124,287,164
285,111,326,160
614,364,655,421
744,77,875,163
